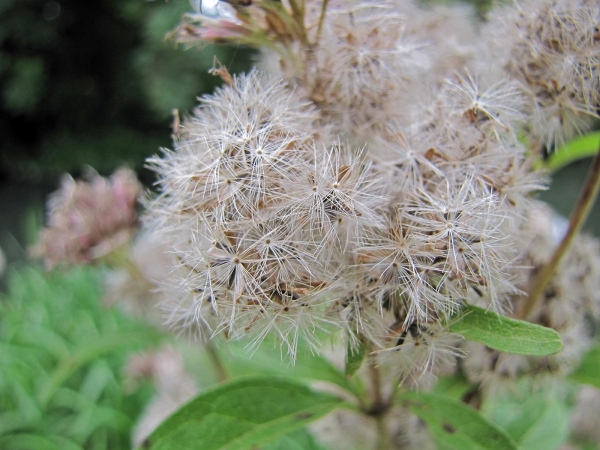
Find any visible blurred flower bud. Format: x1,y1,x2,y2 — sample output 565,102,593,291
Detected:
31,167,142,269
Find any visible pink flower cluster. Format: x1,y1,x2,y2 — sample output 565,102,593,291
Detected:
33,168,142,269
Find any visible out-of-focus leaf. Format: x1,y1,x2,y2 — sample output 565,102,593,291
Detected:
402,391,517,450
431,374,473,402
0,433,82,450
0,266,164,449
143,377,346,450
570,345,600,388
449,304,562,356
38,329,159,405
484,395,569,450
262,428,326,450
2,57,45,114
345,336,367,378
546,132,600,172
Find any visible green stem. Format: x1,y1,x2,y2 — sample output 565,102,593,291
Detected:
368,358,383,406
205,340,229,383
367,359,391,450
520,148,600,319
375,414,390,450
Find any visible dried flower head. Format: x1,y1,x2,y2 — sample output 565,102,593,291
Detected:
145,0,600,387
485,0,600,149
32,167,142,269
303,1,429,134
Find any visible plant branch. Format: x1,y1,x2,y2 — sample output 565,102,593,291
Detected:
519,147,600,319
287,0,308,45
315,0,329,45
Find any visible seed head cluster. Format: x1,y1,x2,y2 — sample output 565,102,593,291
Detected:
485,0,600,150
141,0,599,381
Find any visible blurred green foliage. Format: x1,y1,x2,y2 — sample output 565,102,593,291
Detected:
0,0,253,182
0,266,165,449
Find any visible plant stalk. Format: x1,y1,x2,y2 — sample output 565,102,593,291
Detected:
520,147,600,319
287,0,308,45
368,358,383,406
205,340,229,383
367,359,391,450
375,414,390,450
315,0,329,45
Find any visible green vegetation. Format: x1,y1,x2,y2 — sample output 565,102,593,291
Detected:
0,266,164,449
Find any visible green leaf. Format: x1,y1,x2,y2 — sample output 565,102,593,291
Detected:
262,428,326,450
3,57,45,114
569,345,600,388
401,391,517,450
0,433,82,450
432,374,473,402
38,329,159,406
0,411,30,436
143,376,347,450
484,395,569,450
345,336,367,378
449,305,562,356
545,132,600,172
0,266,164,448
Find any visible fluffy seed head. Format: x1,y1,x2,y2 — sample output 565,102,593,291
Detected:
485,0,600,149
